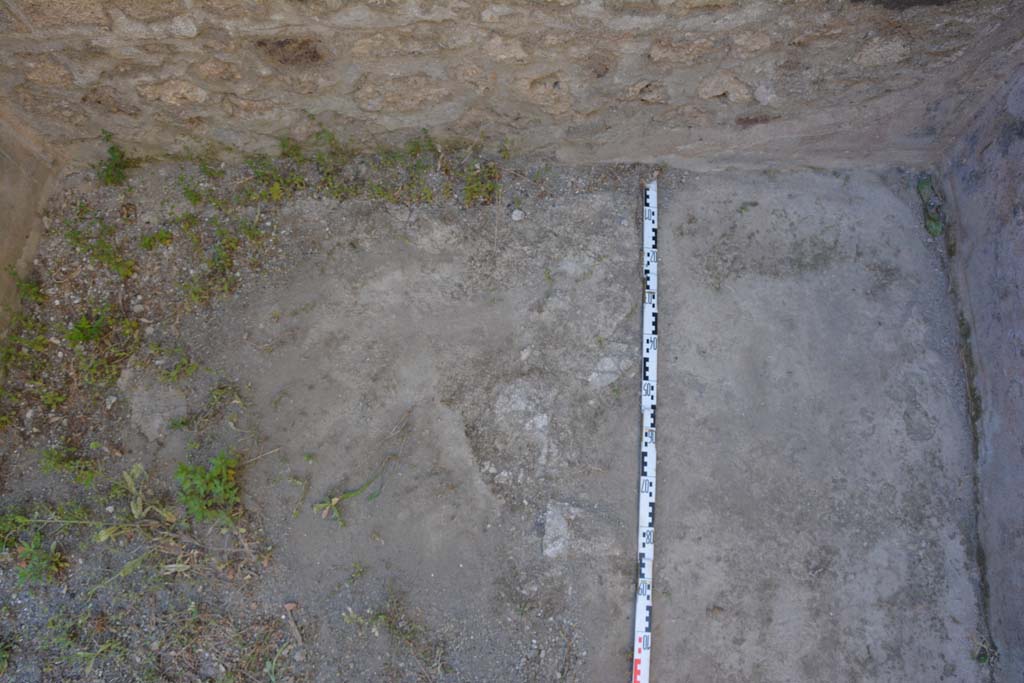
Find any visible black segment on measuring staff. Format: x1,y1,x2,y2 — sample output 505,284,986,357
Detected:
637,551,650,580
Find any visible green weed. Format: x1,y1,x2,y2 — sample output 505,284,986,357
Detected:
279,136,304,163
238,218,264,242
0,312,48,373
160,355,199,384
917,174,945,237
176,451,241,524
43,611,128,674
41,443,99,486
174,212,202,247
6,265,45,304
66,309,109,345
313,469,383,528
463,162,501,206
0,635,10,674
94,130,133,186
179,174,204,205
93,235,135,278
198,156,225,179
17,532,68,585
66,222,135,278
499,138,513,161
38,388,67,410
168,415,192,430
140,229,173,250
0,511,30,551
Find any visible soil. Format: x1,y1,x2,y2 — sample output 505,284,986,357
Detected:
0,141,992,682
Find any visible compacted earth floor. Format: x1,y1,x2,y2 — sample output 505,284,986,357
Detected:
0,139,991,682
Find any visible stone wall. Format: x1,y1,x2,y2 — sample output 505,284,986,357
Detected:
0,0,1021,166
945,68,1024,683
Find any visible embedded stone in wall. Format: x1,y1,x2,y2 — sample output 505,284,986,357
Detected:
354,74,450,113
626,80,669,104
449,64,490,91
225,95,275,118
854,38,910,67
516,73,573,115
255,37,324,66
138,79,208,106
0,5,25,32
698,71,751,103
82,86,140,115
351,31,438,58
25,59,73,87
731,31,771,55
648,37,715,65
108,0,186,21
481,5,519,23
110,10,198,38
17,0,107,28
484,35,529,63
753,82,777,106
582,52,613,79
195,59,241,82
438,24,489,50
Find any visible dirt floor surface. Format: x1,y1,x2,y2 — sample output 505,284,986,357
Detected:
0,137,992,682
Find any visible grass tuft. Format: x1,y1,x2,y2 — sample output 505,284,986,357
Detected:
94,131,133,186
176,451,241,524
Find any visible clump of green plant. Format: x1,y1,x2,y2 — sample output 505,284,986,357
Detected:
65,222,135,278
0,312,48,372
37,387,67,410
41,610,129,675
101,464,177,535
168,415,192,430
973,636,998,665
499,138,513,161
174,211,201,242
159,352,199,384
0,314,52,427
66,308,110,345
182,222,249,305
176,451,240,523
313,469,383,528
16,532,68,585
91,236,135,278
279,136,304,163
310,127,359,198
179,174,204,205
6,265,45,304
916,174,945,237
41,443,99,486
238,218,264,242
0,511,29,552
140,228,173,250
463,161,500,206
242,153,304,204
365,131,439,204
0,635,11,675
73,316,140,387
94,130,133,186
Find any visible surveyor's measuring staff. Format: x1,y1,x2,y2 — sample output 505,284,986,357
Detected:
632,180,658,683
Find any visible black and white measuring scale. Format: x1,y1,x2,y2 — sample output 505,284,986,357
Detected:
632,180,658,683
